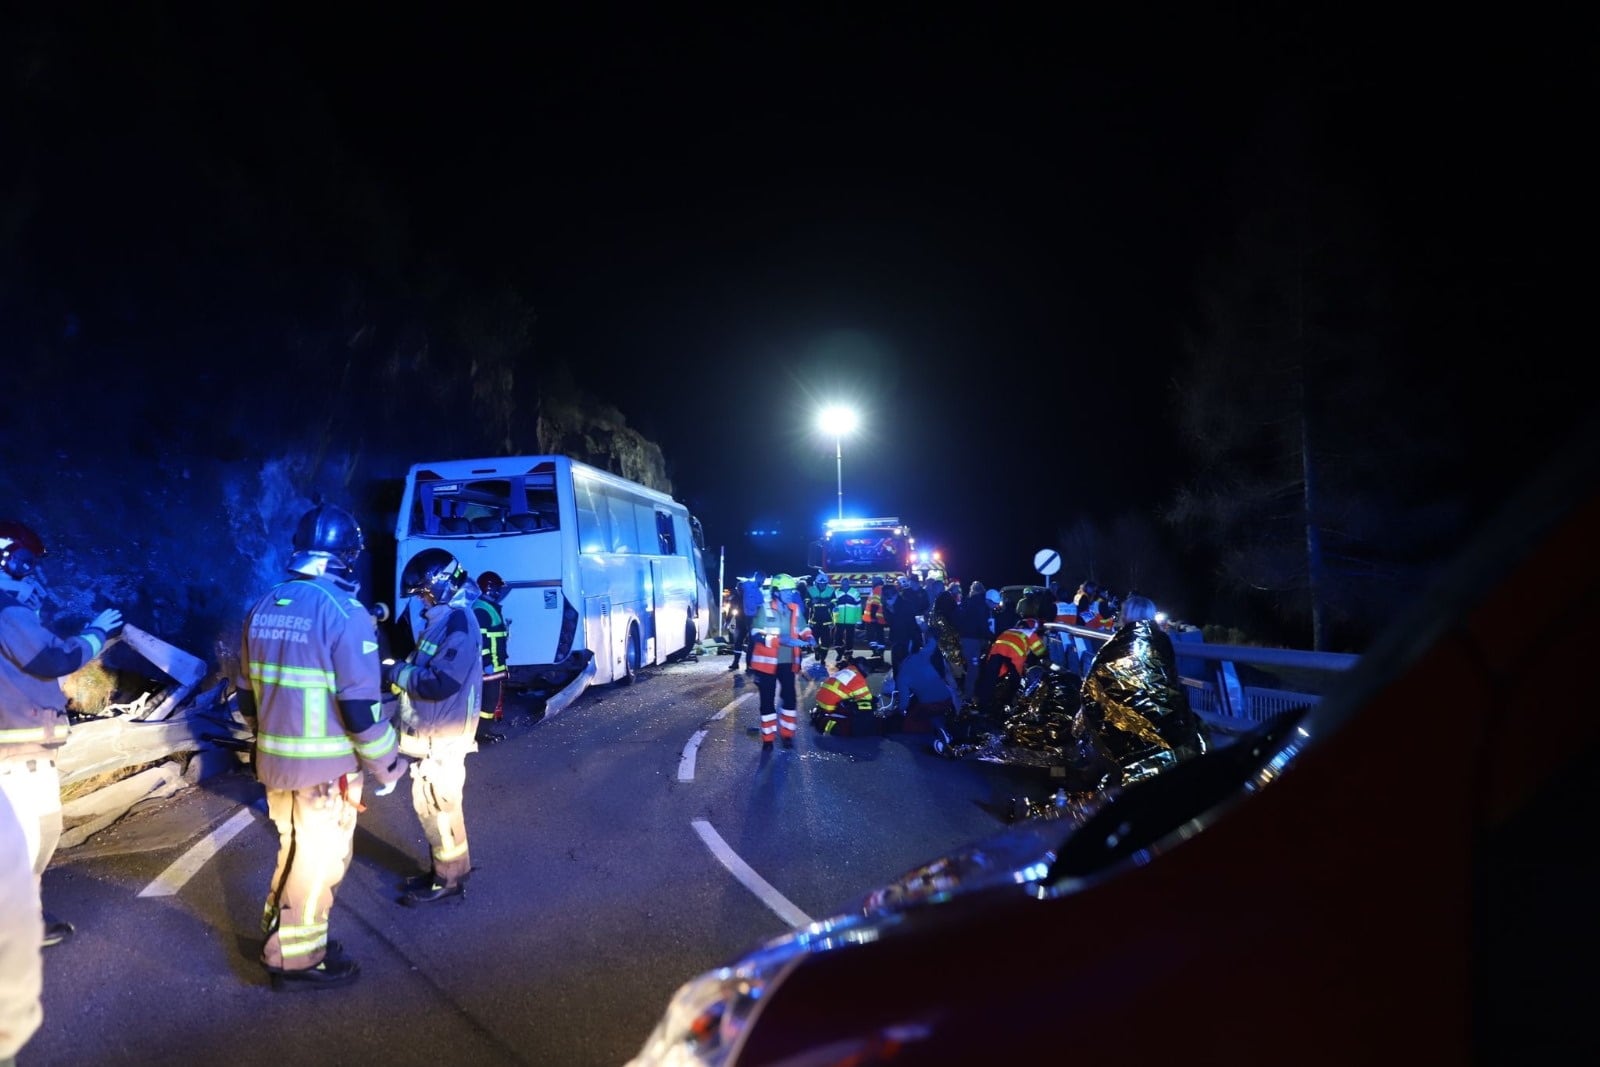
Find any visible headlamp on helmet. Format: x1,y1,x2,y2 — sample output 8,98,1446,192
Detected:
0,520,46,581
402,548,467,607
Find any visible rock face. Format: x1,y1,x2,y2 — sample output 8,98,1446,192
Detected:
537,394,672,495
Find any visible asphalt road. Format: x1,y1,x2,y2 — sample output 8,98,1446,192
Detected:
29,652,1051,1066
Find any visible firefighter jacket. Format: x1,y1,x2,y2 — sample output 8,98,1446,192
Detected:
236,573,399,791
862,585,887,626
832,588,863,626
809,581,837,626
0,589,115,761
749,599,812,675
390,600,482,758
989,619,1047,676
816,664,872,712
472,597,509,682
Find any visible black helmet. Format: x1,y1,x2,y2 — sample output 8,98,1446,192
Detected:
402,548,466,607
289,504,364,577
0,520,46,580
478,571,506,603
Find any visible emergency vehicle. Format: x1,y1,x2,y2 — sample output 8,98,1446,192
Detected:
806,517,947,586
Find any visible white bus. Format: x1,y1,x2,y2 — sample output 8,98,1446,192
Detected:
392,455,713,706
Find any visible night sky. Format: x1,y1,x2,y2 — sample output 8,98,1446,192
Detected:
5,9,1586,612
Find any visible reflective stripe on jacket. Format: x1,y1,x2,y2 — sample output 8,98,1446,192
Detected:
990,621,1046,675
473,599,509,680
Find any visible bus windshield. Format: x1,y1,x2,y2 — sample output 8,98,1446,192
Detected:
406,470,562,536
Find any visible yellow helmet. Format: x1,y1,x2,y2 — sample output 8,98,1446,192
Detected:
770,573,797,592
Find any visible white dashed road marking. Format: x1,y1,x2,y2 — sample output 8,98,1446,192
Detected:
138,808,257,898
678,693,750,782
692,818,812,928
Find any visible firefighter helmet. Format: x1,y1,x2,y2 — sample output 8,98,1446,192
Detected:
402,548,466,607
770,573,797,592
0,520,46,580
289,504,364,577
478,571,506,603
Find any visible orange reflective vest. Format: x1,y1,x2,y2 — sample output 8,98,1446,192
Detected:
750,601,812,675
990,621,1046,675
862,585,887,626
816,665,872,711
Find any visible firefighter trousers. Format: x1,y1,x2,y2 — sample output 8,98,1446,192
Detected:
0,755,61,881
411,748,472,886
261,777,360,971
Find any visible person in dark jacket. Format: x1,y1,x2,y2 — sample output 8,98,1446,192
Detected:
728,571,767,672
0,520,124,951
237,504,406,989
472,571,510,745
889,575,928,675
956,581,994,706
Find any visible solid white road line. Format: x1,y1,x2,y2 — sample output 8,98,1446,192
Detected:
692,818,812,928
138,808,257,898
678,693,751,782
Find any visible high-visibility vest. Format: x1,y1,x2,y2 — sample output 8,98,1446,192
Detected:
832,591,863,626
816,665,872,711
990,621,1046,675
862,586,887,625
750,601,811,674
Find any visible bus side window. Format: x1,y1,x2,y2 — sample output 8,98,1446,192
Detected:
656,510,676,555
440,516,471,534
507,512,542,532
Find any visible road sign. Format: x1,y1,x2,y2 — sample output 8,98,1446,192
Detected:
1033,548,1061,576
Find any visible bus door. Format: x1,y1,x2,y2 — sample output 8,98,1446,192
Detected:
651,558,690,661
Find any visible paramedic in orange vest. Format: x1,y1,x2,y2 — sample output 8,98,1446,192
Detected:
749,574,813,748
810,656,874,735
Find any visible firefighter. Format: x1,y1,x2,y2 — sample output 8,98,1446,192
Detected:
860,580,889,668
807,572,837,667
0,520,124,951
975,593,1049,717
749,574,813,748
472,571,510,746
236,504,407,989
387,548,482,906
810,655,874,735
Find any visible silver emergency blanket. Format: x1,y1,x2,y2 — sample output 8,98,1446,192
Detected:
1071,619,1209,788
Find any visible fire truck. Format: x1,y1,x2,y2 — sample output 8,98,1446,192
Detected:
806,517,947,586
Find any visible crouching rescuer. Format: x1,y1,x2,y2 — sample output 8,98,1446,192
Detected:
810,656,875,735
387,548,483,905
237,504,408,991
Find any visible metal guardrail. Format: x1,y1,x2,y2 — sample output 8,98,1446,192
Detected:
1043,622,1360,733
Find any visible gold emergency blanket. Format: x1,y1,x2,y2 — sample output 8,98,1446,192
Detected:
1072,619,1209,787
